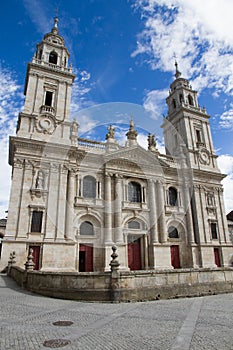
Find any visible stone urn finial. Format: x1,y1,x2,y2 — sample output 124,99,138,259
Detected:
109,246,120,272
25,248,35,271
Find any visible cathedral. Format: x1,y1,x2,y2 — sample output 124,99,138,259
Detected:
1,18,232,273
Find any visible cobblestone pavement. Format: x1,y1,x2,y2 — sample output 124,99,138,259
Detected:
0,274,232,350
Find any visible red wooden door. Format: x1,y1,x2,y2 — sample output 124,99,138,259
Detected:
79,244,93,272
214,248,221,267
29,246,40,270
170,245,180,269
128,238,141,270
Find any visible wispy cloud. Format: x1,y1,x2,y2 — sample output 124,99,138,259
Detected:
23,0,51,33
133,0,233,95
219,105,233,130
0,63,24,217
143,89,167,119
217,155,233,213
70,68,94,117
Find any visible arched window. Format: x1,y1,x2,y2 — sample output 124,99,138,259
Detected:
188,94,194,106
83,176,96,198
49,51,58,64
168,187,178,206
128,221,140,229
172,99,176,109
128,181,141,203
168,226,179,238
80,221,94,235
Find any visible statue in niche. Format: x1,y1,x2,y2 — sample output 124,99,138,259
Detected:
207,193,214,206
35,170,45,189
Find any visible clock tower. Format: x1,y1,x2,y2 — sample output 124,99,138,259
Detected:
162,63,231,268
17,17,75,143
162,62,218,171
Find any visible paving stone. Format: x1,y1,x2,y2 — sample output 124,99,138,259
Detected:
0,274,232,350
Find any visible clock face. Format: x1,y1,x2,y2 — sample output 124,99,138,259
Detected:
35,114,56,134
199,148,210,165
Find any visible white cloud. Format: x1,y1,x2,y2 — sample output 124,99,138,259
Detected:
133,0,233,95
23,0,51,34
219,106,233,130
70,68,94,117
77,114,98,134
143,89,168,119
0,64,23,218
217,154,233,213
137,133,148,149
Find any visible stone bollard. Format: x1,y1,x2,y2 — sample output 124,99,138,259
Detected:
25,248,35,271
109,246,120,302
7,251,16,275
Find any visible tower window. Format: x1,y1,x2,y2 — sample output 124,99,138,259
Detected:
211,223,218,240
168,187,178,206
38,49,43,60
128,181,141,203
83,176,96,198
188,94,194,106
172,99,176,109
80,221,94,235
44,91,53,106
31,211,43,233
196,129,202,143
49,51,58,64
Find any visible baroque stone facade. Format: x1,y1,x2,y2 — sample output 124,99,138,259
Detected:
1,19,232,272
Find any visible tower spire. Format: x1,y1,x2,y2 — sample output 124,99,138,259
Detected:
126,116,138,147
52,17,59,34
175,60,181,79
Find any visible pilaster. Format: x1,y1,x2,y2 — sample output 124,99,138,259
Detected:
156,180,167,243
104,173,113,243
115,174,123,243
148,179,158,243
65,169,75,241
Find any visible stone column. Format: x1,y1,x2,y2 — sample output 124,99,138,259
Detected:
157,180,167,243
115,174,123,243
144,235,149,270
98,181,102,199
104,173,113,243
56,165,68,240
148,179,158,243
183,184,195,244
217,187,230,243
45,163,59,240
6,159,24,239
65,169,75,241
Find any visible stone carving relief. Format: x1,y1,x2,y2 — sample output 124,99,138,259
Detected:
198,148,210,165
35,114,56,134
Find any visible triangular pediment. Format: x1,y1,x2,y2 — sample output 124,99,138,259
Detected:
104,144,170,173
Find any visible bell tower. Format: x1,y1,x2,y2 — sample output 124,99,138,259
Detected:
162,62,219,171
17,18,75,143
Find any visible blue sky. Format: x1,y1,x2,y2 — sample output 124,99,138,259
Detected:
0,0,233,217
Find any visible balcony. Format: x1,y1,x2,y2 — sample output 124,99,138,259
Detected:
40,105,55,116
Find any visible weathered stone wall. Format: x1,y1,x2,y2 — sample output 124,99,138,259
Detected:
9,266,233,302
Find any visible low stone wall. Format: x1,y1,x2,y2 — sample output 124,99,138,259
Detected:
9,266,233,302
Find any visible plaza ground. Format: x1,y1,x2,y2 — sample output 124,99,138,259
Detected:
0,274,232,350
